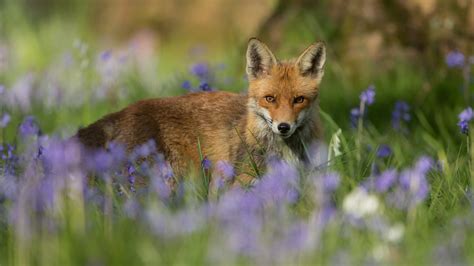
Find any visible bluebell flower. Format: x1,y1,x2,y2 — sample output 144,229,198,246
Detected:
458,107,474,121
322,172,340,192
255,160,299,204
392,101,411,130
0,113,11,128
181,80,192,91
415,156,433,174
199,81,212,91
100,50,112,61
190,63,209,80
376,144,392,158
19,116,40,137
399,156,432,203
374,169,397,193
133,139,157,159
216,160,234,181
201,156,211,170
127,164,136,192
457,107,474,134
458,120,469,135
445,51,465,68
350,108,361,128
360,85,375,105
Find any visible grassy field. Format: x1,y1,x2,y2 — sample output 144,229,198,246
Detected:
1,2,474,265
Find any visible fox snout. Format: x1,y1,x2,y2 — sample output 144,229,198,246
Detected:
272,121,294,138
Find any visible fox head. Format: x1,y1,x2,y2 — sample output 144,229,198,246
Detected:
246,38,326,138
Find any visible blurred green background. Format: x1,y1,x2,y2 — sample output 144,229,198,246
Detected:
0,0,473,138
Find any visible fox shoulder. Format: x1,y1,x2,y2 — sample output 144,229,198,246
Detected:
75,111,121,149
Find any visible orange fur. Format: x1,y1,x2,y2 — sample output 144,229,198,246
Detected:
75,38,326,186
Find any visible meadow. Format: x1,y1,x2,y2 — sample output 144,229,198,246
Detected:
1,2,474,265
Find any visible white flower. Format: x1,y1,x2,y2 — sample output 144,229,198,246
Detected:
343,187,380,218
385,223,405,243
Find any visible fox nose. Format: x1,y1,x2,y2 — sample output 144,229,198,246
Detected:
277,123,291,134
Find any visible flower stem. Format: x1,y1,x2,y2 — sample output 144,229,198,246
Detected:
356,101,365,164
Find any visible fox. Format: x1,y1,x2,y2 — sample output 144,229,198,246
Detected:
76,38,326,185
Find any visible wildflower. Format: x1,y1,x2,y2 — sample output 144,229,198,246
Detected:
350,108,362,128
445,51,465,68
0,84,4,94
128,164,136,193
343,187,380,219
0,113,11,128
360,85,375,105
19,116,40,137
415,156,433,174
385,223,405,243
100,50,112,61
392,101,411,130
374,169,397,193
322,172,340,192
199,81,212,91
376,144,392,158
256,160,299,204
458,120,469,134
458,107,474,121
457,107,473,134
190,63,209,80
201,156,212,170
216,160,235,181
181,80,192,91
132,139,157,159
397,156,432,204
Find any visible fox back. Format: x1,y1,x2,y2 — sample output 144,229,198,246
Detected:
76,38,326,183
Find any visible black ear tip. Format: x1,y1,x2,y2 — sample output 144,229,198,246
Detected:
248,37,262,44
315,41,326,49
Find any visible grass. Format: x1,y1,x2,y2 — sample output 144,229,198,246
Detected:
1,2,474,266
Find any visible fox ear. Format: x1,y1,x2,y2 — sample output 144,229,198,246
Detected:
296,42,326,81
246,38,278,80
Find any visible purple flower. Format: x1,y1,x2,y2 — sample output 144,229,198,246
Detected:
376,144,392,158
350,108,361,128
199,81,212,91
0,84,4,94
190,63,209,80
445,51,465,68
360,85,375,105
398,156,432,204
181,80,192,91
127,164,136,192
132,139,157,159
201,156,211,170
415,156,433,174
0,113,11,128
216,160,234,181
322,172,340,192
458,107,474,122
458,120,469,134
392,101,411,130
151,171,172,201
19,116,40,137
375,169,397,193
100,50,112,61
457,107,473,134
256,160,299,204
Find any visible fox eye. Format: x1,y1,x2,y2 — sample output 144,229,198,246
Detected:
265,96,276,103
294,96,305,104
